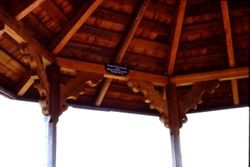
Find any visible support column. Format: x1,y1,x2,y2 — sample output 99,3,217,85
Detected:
166,83,182,167
45,63,61,167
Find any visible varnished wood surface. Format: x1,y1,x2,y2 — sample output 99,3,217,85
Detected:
0,0,249,114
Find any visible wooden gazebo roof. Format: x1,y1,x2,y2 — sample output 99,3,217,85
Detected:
0,0,249,116
0,1,249,167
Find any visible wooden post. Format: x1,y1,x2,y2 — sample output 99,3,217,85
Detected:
45,64,61,167
166,83,182,167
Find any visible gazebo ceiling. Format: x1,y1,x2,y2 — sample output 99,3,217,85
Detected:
0,0,249,116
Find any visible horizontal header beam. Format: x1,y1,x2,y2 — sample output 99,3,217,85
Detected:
57,57,249,86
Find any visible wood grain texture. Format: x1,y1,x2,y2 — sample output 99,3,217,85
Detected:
167,0,187,75
95,0,150,106
52,0,103,54
220,0,239,105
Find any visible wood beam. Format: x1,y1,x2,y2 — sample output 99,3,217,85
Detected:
95,0,151,106
41,0,67,25
220,0,239,105
11,0,46,20
52,0,103,55
0,7,54,94
56,57,249,87
0,7,53,62
0,85,16,99
166,83,183,167
57,57,168,86
171,67,249,86
167,0,187,75
16,72,38,96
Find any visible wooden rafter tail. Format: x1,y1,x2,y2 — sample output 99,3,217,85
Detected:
127,80,169,126
178,80,220,126
166,0,187,75
52,0,104,55
94,0,151,106
220,0,239,105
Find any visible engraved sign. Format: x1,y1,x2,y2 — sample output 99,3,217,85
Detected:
105,63,129,76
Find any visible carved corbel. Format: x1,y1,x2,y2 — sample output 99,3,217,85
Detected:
34,80,49,115
20,44,50,115
178,80,220,126
61,72,103,110
127,80,169,127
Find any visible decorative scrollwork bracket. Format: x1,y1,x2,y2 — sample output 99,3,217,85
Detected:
61,72,103,111
178,80,220,127
127,80,169,127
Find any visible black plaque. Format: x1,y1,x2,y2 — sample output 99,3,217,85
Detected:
105,63,129,76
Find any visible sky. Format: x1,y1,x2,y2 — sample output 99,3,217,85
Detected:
0,94,248,167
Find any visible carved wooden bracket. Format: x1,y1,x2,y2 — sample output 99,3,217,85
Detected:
127,80,169,126
61,72,103,110
178,80,220,126
34,80,49,115
20,44,49,115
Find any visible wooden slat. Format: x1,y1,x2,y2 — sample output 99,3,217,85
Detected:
220,0,239,105
56,57,249,87
52,0,103,54
0,49,26,75
0,85,16,99
41,0,68,25
94,0,151,106
16,72,38,96
0,7,53,62
11,0,46,20
167,0,187,75
0,7,54,93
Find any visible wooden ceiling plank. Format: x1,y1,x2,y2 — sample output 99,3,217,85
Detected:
12,0,46,20
220,0,239,105
0,7,53,93
167,0,187,75
94,0,151,106
56,57,249,87
0,7,53,62
41,0,68,25
52,0,103,55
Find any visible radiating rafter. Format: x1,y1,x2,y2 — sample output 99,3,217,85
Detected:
166,0,187,75
220,0,239,105
94,0,151,106
52,0,103,55
11,0,46,20
0,7,53,93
